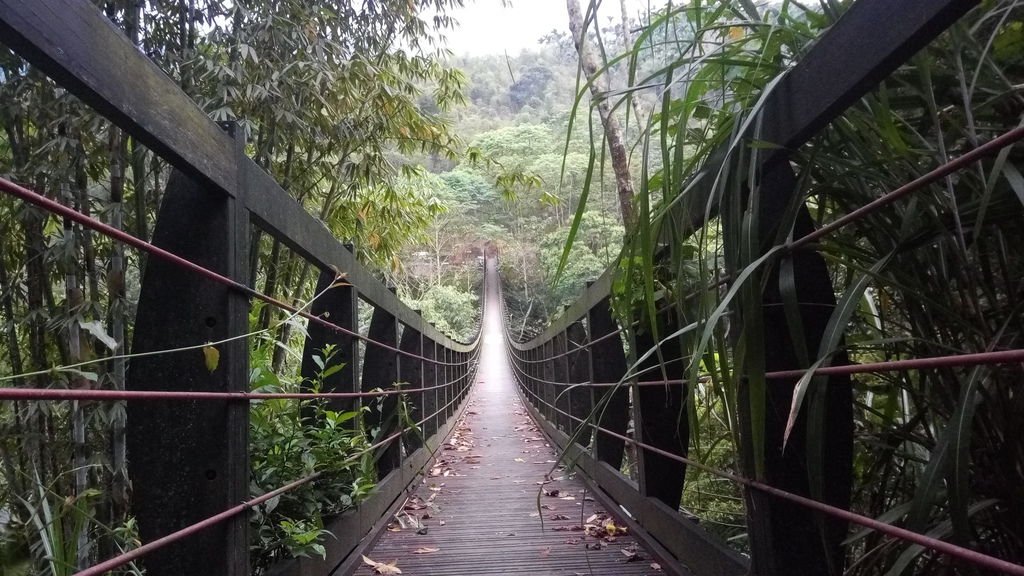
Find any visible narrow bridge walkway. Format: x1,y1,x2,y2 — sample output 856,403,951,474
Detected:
355,265,660,575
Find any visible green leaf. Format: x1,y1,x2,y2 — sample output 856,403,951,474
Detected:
203,345,220,373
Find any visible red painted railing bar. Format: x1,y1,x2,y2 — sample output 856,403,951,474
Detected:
791,125,1024,250
73,471,321,576
764,348,1024,380
0,177,470,368
518,385,1024,576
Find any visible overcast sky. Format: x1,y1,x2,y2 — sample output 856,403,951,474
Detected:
442,0,655,57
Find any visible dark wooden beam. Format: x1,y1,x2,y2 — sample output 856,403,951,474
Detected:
299,270,359,416
363,301,401,476
734,163,854,576
632,309,688,510
399,324,424,453
126,167,248,576
587,298,630,471
760,0,977,159
565,321,590,444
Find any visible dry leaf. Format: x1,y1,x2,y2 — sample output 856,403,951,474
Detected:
361,556,402,575
412,547,439,555
651,562,663,571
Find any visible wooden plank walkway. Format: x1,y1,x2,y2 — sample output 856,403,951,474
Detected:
353,271,662,576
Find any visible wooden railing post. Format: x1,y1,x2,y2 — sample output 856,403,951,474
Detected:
444,347,454,420
423,340,438,438
127,129,249,574
542,340,556,422
363,291,401,476
732,161,853,576
300,270,359,417
552,330,570,431
399,321,424,452
461,351,469,400
524,348,534,403
566,321,591,446
632,307,688,509
587,297,629,470
530,348,539,404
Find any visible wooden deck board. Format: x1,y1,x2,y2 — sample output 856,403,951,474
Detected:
352,281,662,576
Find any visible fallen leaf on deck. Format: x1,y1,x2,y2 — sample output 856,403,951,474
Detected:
651,562,663,571
362,556,402,575
543,489,560,497
566,538,581,545
514,458,526,462
549,514,571,520
539,546,551,558
439,520,446,526
621,544,642,562
412,547,439,555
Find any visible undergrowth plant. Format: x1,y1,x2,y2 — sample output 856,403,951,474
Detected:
248,343,377,572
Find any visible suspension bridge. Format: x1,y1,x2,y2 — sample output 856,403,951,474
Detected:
2,1,1024,575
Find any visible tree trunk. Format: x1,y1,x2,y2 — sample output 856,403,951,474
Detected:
618,0,645,123
61,177,90,569
566,0,635,226
108,124,131,527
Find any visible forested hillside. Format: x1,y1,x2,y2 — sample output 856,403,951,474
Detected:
395,42,624,341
